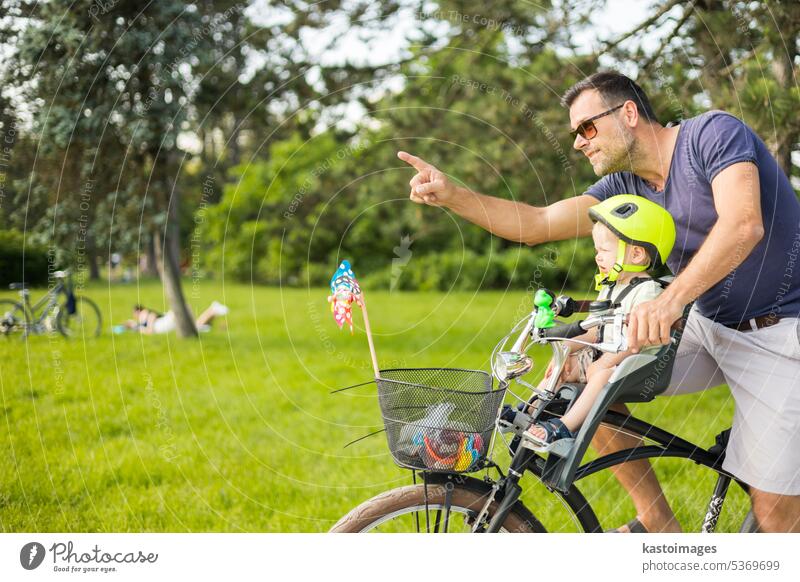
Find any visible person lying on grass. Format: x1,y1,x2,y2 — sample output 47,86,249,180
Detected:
524,195,676,449
124,301,228,334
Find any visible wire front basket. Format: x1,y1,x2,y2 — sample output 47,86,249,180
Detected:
376,368,507,473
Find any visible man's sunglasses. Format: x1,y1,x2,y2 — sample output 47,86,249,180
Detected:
569,103,624,140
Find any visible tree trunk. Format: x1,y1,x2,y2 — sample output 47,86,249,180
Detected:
88,250,101,281
87,236,101,281
141,235,159,278
153,152,197,338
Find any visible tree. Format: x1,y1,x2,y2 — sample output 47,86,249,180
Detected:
599,0,800,181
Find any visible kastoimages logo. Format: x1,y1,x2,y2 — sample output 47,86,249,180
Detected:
20,542,46,570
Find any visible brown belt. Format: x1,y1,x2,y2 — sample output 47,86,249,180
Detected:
722,314,783,332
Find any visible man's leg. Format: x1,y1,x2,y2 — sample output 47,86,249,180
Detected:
711,318,800,531
592,308,724,532
750,489,800,532
592,404,681,532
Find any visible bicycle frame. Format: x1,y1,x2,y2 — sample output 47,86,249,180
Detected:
23,279,65,323
477,409,746,533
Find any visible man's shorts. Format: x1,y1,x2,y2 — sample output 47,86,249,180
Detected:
663,306,800,495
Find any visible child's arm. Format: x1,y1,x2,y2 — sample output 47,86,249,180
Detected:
541,328,599,380
563,327,599,353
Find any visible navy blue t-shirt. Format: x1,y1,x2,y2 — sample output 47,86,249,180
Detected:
585,110,800,325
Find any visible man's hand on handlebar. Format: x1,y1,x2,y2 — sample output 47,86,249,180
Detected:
627,295,686,352
398,151,461,208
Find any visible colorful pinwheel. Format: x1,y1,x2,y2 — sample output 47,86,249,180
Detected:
327,260,380,378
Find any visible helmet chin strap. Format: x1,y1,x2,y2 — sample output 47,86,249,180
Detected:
594,239,649,291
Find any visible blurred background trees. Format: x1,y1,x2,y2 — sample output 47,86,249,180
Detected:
0,0,797,310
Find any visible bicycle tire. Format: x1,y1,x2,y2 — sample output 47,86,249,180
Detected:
57,296,102,338
330,474,544,533
525,455,602,533
0,299,29,338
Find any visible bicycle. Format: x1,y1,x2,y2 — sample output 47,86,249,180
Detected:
0,270,102,339
330,286,757,533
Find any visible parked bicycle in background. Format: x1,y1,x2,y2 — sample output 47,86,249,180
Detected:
0,269,102,339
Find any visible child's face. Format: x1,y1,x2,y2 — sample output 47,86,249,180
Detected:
592,223,619,274
592,222,649,274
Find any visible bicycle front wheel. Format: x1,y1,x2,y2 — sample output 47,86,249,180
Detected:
57,296,102,338
0,299,28,338
330,474,544,533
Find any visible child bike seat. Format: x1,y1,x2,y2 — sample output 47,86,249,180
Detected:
540,303,691,493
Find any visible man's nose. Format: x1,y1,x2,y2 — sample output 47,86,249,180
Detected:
573,133,589,150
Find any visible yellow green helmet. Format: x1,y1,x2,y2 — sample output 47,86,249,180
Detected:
588,195,676,289
589,194,675,267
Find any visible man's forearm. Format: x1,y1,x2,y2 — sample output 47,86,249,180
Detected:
662,218,764,306
447,186,544,245
447,188,596,246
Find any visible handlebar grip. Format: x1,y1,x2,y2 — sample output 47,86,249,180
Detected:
541,320,586,339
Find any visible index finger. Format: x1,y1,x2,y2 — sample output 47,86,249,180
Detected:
397,151,432,172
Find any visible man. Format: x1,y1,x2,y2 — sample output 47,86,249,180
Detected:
397,71,800,533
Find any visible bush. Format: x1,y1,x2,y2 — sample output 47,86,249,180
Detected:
0,229,50,287
359,240,598,293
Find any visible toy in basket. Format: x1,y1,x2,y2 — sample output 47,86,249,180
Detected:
327,262,506,474
395,403,485,472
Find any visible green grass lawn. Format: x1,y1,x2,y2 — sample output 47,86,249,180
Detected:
0,279,748,532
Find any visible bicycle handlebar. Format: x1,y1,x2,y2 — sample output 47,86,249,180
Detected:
540,321,586,339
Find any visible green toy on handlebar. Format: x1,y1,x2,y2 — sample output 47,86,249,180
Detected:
533,289,556,329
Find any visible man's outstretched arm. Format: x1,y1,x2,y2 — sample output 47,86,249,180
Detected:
398,151,597,246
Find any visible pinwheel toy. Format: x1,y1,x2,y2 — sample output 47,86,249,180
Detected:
327,260,380,378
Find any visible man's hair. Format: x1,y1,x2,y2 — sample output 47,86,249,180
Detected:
561,71,659,124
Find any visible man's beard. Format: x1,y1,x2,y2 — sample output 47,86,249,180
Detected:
593,130,640,176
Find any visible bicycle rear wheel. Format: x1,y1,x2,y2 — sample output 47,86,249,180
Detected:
57,296,102,338
0,299,28,338
330,474,544,533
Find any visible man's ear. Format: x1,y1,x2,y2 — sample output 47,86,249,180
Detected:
623,100,639,128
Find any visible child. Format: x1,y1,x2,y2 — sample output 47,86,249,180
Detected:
524,194,676,449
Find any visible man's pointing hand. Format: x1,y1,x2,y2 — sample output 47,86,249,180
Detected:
397,151,460,208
